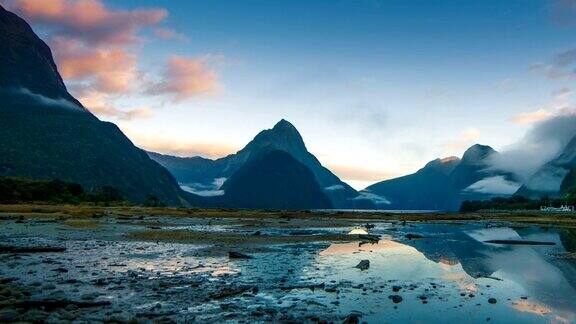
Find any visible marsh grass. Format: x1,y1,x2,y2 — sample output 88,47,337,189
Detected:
63,219,101,229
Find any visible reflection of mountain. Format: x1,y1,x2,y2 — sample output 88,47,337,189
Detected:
401,224,576,318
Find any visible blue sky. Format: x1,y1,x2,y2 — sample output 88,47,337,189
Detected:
8,0,576,189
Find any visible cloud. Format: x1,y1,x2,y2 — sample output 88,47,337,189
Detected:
8,87,84,111
6,0,167,45
512,88,574,124
153,27,188,42
79,90,153,120
511,109,553,124
487,111,576,181
352,191,391,205
530,48,576,80
550,0,576,26
464,176,521,195
149,56,221,101
445,127,481,151
121,127,238,158
327,164,399,183
52,37,137,94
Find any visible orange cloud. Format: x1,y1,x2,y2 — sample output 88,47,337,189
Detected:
79,90,153,120
52,37,137,93
150,56,221,101
511,109,553,124
7,0,167,45
327,164,399,182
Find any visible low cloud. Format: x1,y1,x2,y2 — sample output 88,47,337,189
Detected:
7,87,84,111
464,176,521,195
488,111,576,181
149,56,221,101
352,191,391,205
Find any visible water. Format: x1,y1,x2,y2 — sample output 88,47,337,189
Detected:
1,218,575,322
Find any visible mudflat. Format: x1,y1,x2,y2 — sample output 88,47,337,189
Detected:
1,204,575,322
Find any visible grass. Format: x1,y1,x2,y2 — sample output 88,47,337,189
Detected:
0,203,575,226
63,219,101,229
127,229,354,244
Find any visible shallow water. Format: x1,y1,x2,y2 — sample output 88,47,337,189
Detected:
1,218,575,322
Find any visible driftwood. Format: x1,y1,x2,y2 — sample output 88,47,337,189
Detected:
484,240,555,246
0,246,66,253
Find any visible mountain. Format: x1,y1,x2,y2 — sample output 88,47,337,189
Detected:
149,119,360,207
219,150,332,210
0,6,193,205
363,144,519,211
364,157,462,210
517,135,576,198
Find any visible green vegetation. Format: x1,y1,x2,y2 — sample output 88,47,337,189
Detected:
460,195,576,212
0,176,123,204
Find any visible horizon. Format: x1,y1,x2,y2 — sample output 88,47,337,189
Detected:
2,0,576,189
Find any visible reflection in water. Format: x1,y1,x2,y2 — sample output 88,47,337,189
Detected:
312,224,576,323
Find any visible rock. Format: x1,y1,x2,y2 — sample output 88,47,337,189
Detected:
488,298,497,304
392,286,402,292
389,295,403,303
228,252,253,259
343,313,360,324
405,233,424,240
355,260,370,270
0,308,18,322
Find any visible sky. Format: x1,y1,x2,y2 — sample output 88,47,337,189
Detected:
3,0,576,189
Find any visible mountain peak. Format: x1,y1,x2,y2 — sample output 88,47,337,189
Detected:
272,119,298,132
461,144,496,163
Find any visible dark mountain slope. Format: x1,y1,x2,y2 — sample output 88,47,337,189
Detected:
365,157,462,210
220,150,333,210
0,5,193,205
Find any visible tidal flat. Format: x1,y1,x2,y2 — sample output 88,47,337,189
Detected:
1,205,575,323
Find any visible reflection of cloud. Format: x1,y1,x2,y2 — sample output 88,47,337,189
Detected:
510,299,551,316
320,239,406,255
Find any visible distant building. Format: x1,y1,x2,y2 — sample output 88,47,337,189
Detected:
540,205,575,212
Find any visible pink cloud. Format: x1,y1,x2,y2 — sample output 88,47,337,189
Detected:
151,56,221,101
6,0,167,45
511,109,553,125
79,90,153,120
52,37,137,93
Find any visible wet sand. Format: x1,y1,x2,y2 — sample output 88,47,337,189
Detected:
0,205,575,322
